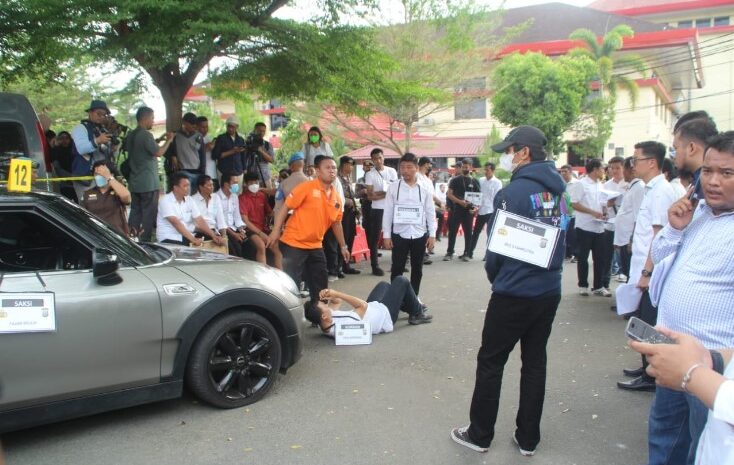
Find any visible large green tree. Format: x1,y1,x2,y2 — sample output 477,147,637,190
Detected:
490,52,595,155
569,25,646,157
1,0,376,130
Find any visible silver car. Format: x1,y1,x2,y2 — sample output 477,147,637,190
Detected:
0,190,304,433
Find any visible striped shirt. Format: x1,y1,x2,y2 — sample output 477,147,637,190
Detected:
654,203,734,349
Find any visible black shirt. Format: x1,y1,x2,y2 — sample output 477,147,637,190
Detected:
448,175,480,212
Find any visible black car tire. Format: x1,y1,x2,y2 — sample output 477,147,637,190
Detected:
186,310,282,408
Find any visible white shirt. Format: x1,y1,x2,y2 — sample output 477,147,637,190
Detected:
156,192,202,243
365,165,398,209
436,185,447,204
565,178,579,217
478,176,503,215
326,302,394,337
417,172,435,198
570,176,605,233
613,179,645,247
628,174,677,284
192,192,227,231
670,178,687,198
695,361,734,465
202,135,217,179
603,178,627,231
216,189,246,230
382,179,436,239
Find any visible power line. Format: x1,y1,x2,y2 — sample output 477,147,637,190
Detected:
613,41,734,78
615,88,734,114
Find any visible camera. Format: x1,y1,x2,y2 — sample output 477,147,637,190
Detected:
245,133,264,152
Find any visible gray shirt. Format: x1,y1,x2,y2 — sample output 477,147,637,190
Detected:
175,131,201,171
258,141,275,183
127,127,160,193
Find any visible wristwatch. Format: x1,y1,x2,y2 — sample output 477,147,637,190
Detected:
641,269,653,277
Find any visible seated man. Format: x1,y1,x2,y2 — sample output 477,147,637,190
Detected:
81,161,131,236
156,172,225,246
192,175,228,249
317,276,433,337
216,172,248,257
239,172,282,268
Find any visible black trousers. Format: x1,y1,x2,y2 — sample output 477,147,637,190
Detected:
339,208,357,271
128,190,159,242
365,276,422,322
600,230,615,288
639,290,658,373
323,228,339,275
469,212,493,258
564,217,577,258
390,233,428,295
280,242,328,324
619,244,632,280
447,208,473,256
367,208,384,268
436,210,444,239
575,228,605,290
468,293,560,450
227,235,246,258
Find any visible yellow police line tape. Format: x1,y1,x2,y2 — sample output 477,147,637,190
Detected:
0,176,95,184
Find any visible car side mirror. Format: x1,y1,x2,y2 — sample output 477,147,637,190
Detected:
93,248,122,286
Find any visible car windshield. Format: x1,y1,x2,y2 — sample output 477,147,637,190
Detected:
45,195,172,266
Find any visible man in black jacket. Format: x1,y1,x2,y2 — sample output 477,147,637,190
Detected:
451,126,567,457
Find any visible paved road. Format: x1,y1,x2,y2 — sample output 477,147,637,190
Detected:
4,234,652,465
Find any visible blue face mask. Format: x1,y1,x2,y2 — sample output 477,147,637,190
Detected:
230,183,240,194
94,175,108,187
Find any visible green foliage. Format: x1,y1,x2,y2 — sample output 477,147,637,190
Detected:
275,119,307,171
491,52,595,156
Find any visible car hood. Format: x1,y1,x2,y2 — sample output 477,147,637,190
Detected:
162,245,301,308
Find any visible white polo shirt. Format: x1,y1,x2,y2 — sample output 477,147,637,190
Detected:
629,174,677,283
478,176,503,215
156,192,202,243
192,192,227,231
570,176,605,233
364,165,398,210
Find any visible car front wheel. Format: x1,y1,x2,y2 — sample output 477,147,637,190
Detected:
186,311,282,408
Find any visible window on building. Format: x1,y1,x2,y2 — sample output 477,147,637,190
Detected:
270,113,289,132
678,20,693,28
615,147,624,157
454,77,487,120
695,18,712,28
715,16,730,26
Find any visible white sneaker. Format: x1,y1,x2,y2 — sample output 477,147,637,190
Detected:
579,287,589,296
592,287,612,297
512,432,536,457
616,274,627,283
328,274,339,282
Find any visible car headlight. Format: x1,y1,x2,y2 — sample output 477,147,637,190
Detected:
271,268,299,297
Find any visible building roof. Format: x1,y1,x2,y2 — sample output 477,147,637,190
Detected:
498,2,664,44
587,0,734,17
344,136,487,160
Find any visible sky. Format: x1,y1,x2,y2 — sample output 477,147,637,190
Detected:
134,0,593,120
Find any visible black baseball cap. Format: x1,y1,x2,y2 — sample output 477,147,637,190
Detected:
491,125,547,153
418,156,432,166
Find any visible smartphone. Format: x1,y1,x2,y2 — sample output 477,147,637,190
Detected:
625,317,676,344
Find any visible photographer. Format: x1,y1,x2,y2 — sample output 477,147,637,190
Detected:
244,122,274,187
71,99,119,201
212,116,246,185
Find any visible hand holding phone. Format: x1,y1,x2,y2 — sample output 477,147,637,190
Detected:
625,317,676,344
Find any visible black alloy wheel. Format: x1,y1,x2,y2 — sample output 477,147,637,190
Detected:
187,311,282,408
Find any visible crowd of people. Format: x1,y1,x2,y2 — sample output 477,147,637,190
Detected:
42,100,734,464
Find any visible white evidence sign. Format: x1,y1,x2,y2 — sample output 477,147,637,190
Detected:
334,319,372,346
0,292,57,333
487,210,561,269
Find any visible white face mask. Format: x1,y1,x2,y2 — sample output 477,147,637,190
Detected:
500,153,516,173
247,184,260,194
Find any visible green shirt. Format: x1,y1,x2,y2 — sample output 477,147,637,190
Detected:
127,127,160,193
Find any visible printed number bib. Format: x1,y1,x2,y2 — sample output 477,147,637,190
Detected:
393,205,423,225
464,192,482,205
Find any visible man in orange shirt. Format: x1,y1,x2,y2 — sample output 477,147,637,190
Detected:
268,155,350,324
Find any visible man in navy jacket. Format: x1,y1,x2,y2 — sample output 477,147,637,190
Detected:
451,126,567,457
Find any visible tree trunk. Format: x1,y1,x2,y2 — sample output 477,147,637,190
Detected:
404,122,412,154
158,83,189,132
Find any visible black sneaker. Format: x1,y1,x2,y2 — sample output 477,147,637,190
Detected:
443,254,453,261
408,312,433,325
372,267,385,276
512,432,536,456
343,268,361,275
460,254,471,262
450,426,488,453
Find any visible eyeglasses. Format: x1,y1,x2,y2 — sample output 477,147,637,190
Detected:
631,157,653,166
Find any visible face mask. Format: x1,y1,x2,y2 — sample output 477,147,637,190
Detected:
94,175,108,187
309,134,320,144
248,184,260,194
500,153,516,172
230,183,240,194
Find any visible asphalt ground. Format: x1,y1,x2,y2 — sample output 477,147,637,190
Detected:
3,232,653,465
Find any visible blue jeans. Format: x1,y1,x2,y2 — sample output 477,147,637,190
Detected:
648,386,709,465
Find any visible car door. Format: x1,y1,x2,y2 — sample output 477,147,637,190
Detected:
0,209,162,409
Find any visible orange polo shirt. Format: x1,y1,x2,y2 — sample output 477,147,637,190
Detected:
280,178,343,250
